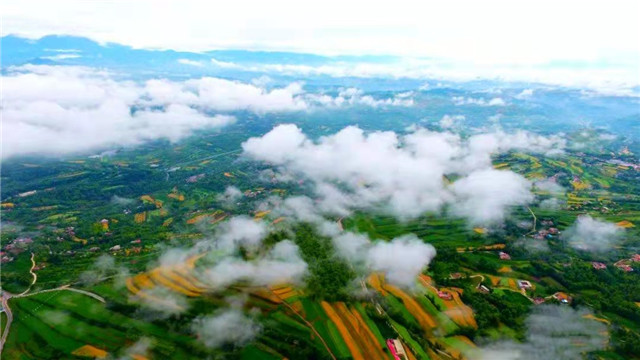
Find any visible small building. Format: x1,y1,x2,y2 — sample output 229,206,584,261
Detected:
109,245,121,251
477,285,491,294
438,291,453,300
449,272,463,280
100,219,109,231
548,227,559,235
615,263,634,272
499,252,511,260
553,292,572,304
591,262,607,270
517,280,532,290
533,297,546,305
386,339,408,360
631,254,640,262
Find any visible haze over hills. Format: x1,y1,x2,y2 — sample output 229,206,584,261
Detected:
1,2,640,359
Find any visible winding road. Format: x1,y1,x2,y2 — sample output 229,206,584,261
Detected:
0,253,106,354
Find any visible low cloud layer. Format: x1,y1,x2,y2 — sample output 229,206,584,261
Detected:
452,96,506,106
202,240,308,290
564,215,624,252
2,65,236,159
2,65,413,159
332,232,436,287
243,124,564,224
192,309,260,349
470,305,608,360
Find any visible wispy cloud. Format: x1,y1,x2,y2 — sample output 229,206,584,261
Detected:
564,215,624,252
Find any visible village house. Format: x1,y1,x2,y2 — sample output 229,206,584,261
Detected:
449,272,463,280
438,291,453,300
499,251,511,260
517,280,532,290
592,262,607,270
533,297,545,305
100,219,109,230
552,292,572,304
615,263,634,272
631,254,640,262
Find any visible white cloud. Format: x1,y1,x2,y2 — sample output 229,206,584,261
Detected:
210,58,242,69
469,305,608,360
331,231,438,288
217,186,243,206
539,198,565,210
202,240,308,290
365,234,436,287
192,309,260,348
564,215,624,252
439,114,465,129
3,65,409,159
516,88,534,99
534,179,565,194
2,65,235,159
243,124,564,224
452,96,506,106
142,77,308,113
215,216,268,253
41,53,81,60
450,169,533,225
177,58,204,67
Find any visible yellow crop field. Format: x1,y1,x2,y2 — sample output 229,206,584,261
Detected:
186,213,209,224
140,195,163,208
134,212,147,223
582,314,610,325
254,210,271,219
1,203,15,208
71,345,108,358
333,302,387,360
57,171,87,179
224,172,235,178
440,288,477,329
367,273,387,296
149,269,201,297
132,274,154,289
168,193,185,201
162,218,174,227
418,274,433,287
272,216,286,224
140,195,154,203
33,205,58,211
127,254,207,296
384,284,437,330
473,227,486,234
616,220,635,228
254,289,284,304
321,302,365,360
571,180,590,191
72,236,88,245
